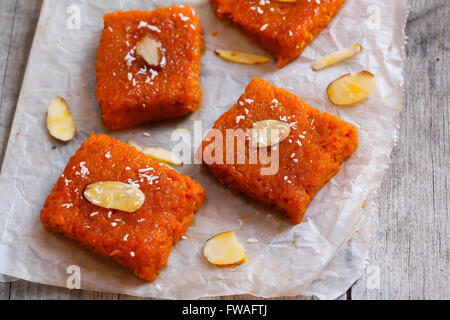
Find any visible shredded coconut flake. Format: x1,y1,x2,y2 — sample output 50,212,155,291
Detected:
236,115,245,124
137,21,161,33
178,13,190,21
125,49,136,67
75,162,90,178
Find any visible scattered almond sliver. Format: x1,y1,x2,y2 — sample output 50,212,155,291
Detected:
84,182,145,213
327,71,376,106
251,120,291,148
127,141,143,152
215,49,270,65
127,142,182,166
142,147,183,166
163,163,176,171
136,35,162,67
203,232,247,267
46,97,76,142
312,44,363,71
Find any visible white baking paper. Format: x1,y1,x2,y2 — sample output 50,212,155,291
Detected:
0,0,406,299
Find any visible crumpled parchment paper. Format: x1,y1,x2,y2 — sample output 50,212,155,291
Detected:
0,0,406,299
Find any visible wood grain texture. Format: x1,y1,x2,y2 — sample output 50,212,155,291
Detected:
9,280,118,300
351,0,449,300
0,0,42,169
0,283,10,300
0,0,448,300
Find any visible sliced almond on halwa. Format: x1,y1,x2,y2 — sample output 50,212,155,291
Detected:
215,49,270,65
251,120,291,147
127,141,143,152
203,232,247,267
327,71,376,106
136,35,162,67
46,97,76,142
163,163,176,170
312,44,363,71
84,181,145,213
142,147,183,166
127,142,182,166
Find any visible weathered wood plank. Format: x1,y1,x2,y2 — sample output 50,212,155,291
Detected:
0,16,17,282
0,283,10,300
0,0,42,168
0,0,17,91
9,280,118,300
350,0,449,300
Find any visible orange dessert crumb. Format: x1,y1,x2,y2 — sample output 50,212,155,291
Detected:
200,78,357,224
95,6,203,129
41,133,205,281
210,0,346,67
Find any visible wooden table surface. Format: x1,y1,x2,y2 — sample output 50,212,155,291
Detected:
0,0,448,300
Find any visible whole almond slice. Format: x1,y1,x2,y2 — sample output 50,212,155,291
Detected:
312,44,363,71
84,182,145,213
136,36,162,67
251,120,291,148
46,97,76,142
203,232,247,267
142,147,183,166
327,71,376,106
215,49,270,65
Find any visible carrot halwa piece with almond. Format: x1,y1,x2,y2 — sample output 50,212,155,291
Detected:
41,133,205,281
210,0,346,67
95,6,203,129
200,78,357,224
